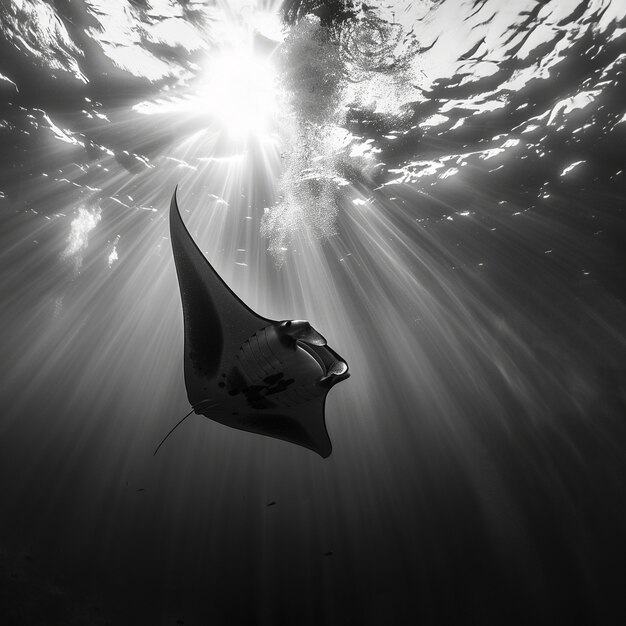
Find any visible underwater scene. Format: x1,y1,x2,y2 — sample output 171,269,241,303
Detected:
1,0,625,624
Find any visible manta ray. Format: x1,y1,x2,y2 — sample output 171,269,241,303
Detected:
156,189,349,458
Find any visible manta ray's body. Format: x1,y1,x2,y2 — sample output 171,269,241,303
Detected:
167,189,349,458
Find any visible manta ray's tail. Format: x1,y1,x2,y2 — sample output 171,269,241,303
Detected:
153,409,195,456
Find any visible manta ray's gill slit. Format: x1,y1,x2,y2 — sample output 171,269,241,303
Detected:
241,334,273,380
256,328,285,374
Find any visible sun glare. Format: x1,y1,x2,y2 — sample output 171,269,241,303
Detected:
200,45,280,138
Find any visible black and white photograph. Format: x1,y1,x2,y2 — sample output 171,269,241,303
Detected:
1,1,625,624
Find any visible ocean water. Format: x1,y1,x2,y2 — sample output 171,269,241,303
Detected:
1,1,625,624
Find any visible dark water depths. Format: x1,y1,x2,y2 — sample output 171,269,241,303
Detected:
1,1,625,624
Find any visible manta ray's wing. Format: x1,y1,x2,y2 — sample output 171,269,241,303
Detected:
169,189,349,458
227,397,333,458
169,189,273,402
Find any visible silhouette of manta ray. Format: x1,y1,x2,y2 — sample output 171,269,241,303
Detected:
156,189,349,458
